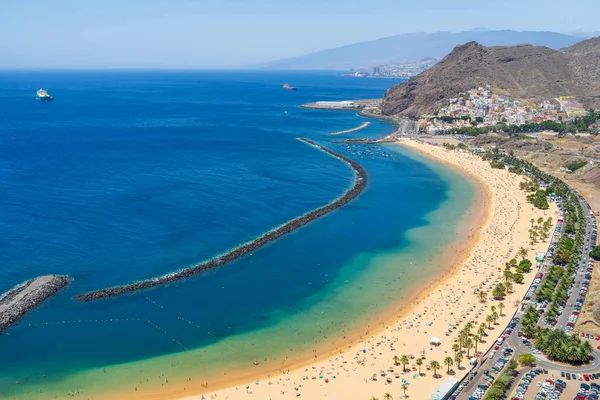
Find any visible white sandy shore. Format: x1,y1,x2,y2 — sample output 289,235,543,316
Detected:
169,139,557,400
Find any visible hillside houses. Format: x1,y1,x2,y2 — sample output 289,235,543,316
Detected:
418,87,568,134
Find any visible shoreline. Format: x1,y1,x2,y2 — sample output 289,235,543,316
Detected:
172,139,555,400
74,138,367,302
76,138,493,400
6,137,554,400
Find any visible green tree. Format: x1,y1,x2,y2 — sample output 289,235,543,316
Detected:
401,381,409,397
454,351,463,370
477,291,488,303
505,281,513,293
473,334,480,354
513,273,524,284
517,353,536,366
429,360,440,377
383,394,392,400
416,357,423,375
516,259,532,273
465,338,473,358
444,356,454,374
486,315,493,329
519,247,528,259
498,302,505,316
493,283,506,299
503,270,514,283
590,246,600,261
392,355,400,366
400,354,409,372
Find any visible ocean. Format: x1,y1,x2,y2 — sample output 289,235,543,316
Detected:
0,70,476,398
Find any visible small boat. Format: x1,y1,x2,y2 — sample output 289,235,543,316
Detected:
283,83,298,91
36,88,53,102
252,360,259,366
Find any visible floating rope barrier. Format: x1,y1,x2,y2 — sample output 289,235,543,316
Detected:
23,318,142,328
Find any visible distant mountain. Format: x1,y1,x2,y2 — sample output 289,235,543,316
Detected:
380,37,600,117
260,30,588,70
567,30,600,38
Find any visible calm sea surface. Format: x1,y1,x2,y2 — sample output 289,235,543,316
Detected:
0,71,475,398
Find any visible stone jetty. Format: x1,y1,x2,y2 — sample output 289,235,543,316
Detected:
329,121,371,136
75,138,367,302
0,275,70,331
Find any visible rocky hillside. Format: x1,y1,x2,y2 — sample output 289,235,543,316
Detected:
381,37,600,117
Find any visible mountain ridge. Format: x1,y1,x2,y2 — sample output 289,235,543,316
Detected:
380,37,600,117
259,30,588,70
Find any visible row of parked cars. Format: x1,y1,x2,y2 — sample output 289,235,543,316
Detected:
566,258,596,333
513,367,544,399
575,382,600,399
533,378,567,400
467,356,512,400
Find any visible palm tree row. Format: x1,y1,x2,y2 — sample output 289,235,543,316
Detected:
533,328,593,364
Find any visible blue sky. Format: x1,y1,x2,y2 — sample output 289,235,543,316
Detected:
1,0,598,68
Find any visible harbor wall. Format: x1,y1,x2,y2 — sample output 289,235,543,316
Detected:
0,275,70,331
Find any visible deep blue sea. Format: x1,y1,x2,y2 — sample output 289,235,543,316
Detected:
0,71,475,398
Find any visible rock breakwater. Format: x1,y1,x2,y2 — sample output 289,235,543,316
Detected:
329,121,371,136
75,138,367,302
0,275,70,331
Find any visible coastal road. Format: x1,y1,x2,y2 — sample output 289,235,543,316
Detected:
455,191,599,399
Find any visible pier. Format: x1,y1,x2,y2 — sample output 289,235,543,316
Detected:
329,121,370,136
0,275,70,331
75,138,368,302
301,99,381,111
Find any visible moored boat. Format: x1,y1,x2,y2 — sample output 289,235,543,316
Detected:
36,88,53,102
283,83,298,91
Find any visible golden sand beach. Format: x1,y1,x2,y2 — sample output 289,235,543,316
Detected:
164,139,557,400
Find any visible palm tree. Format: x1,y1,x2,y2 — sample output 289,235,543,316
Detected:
498,302,505,316
492,311,499,324
429,360,440,377
401,381,409,397
530,218,534,227
444,356,454,374
519,247,528,259
505,281,513,293
473,334,480,354
465,321,474,336
452,343,460,353
400,354,409,372
465,338,473,358
392,355,400,366
486,315,493,329
477,291,487,303
478,323,486,338
491,305,496,314
383,394,392,400
454,351,463,370
503,270,513,283
415,357,423,375
369,397,378,400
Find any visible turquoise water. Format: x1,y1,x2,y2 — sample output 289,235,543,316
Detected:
0,71,476,398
